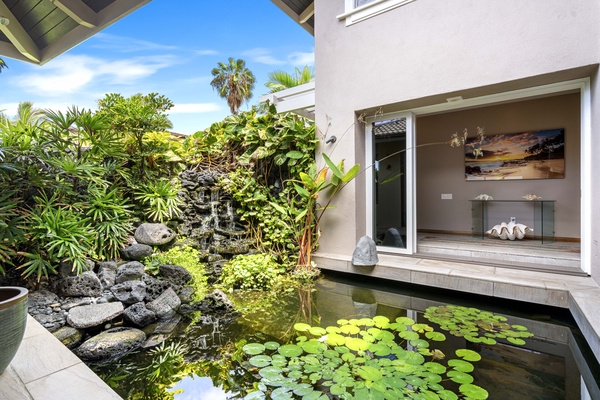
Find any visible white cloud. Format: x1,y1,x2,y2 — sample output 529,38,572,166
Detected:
14,54,177,96
170,103,221,114
91,33,178,53
242,48,286,65
288,50,315,66
196,49,219,56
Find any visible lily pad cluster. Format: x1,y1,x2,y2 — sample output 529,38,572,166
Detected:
241,316,489,399
423,305,534,346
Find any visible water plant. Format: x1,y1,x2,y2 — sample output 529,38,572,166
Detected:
241,315,490,399
423,305,534,346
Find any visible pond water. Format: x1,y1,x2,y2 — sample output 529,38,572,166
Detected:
93,273,600,399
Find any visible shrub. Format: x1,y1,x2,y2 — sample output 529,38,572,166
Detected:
145,245,207,301
220,253,286,291
134,178,183,223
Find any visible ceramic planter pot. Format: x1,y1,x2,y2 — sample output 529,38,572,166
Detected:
0,286,28,374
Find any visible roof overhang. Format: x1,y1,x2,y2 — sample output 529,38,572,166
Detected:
259,81,315,119
0,0,151,65
269,0,314,35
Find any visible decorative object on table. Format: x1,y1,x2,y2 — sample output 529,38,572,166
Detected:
486,222,533,240
0,286,28,374
465,128,565,181
522,194,542,200
474,194,494,200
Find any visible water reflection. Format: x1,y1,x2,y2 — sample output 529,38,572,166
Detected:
94,275,599,399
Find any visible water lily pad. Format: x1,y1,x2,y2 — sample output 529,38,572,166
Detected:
459,383,489,399
309,326,327,336
243,343,266,355
396,316,415,326
326,333,346,346
278,344,303,358
424,361,446,374
447,370,474,384
340,324,361,335
249,355,272,368
507,337,526,345
373,315,390,328
244,390,266,400
346,337,370,352
294,323,311,332
425,331,446,341
448,359,474,372
265,341,280,350
357,365,382,381
455,349,481,362
438,389,459,400
293,383,314,396
301,340,326,354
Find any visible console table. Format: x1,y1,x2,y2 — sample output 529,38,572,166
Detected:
470,200,555,243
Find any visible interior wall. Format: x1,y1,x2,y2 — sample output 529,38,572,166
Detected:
416,93,581,239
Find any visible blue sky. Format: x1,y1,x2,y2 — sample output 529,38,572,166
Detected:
0,1,314,134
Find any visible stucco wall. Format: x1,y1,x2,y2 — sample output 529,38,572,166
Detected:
416,93,581,239
313,0,600,257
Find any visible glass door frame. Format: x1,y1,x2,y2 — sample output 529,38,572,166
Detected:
365,111,417,255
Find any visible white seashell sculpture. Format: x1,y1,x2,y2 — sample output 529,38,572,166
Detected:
486,222,532,240
474,194,493,200
522,194,542,200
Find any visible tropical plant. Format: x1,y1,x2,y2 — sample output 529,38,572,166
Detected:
240,315,490,399
0,192,25,273
220,253,286,291
210,58,256,115
0,57,6,73
265,66,314,93
97,92,174,180
18,193,95,281
134,178,183,223
85,186,133,261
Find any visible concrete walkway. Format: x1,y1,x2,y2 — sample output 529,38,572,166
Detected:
0,315,121,400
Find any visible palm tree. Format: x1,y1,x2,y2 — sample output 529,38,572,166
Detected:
265,66,314,93
210,58,256,115
0,57,7,73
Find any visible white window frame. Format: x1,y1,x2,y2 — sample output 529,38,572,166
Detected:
338,0,416,26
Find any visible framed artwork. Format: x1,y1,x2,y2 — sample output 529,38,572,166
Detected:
465,128,565,181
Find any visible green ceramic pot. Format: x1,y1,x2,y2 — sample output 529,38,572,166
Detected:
0,286,28,374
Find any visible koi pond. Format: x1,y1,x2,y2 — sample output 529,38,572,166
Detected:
92,273,600,399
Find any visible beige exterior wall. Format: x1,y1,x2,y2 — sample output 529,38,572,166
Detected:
313,0,599,275
416,93,580,239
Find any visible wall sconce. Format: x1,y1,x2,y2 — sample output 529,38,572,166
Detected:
325,135,337,144
0,17,9,26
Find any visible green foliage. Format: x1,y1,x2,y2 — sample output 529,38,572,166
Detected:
265,66,315,94
85,186,133,260
240,316,488,399
19,193,94,280
424,305,534,346
210,58,256,115
220,253,286,291
135,179,184,223
0,192,24,273
145,245,207,301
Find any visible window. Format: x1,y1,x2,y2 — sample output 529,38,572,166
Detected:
338,0,416,26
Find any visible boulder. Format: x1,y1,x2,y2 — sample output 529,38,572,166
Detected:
53,326,83,349
142,274,173,302
55,271,103,297
122,243,153,261
27,289,59,309
177,286,195,303
159,264,193,286
352,235,379,267
115,261,145,284
75,327,146,362
195,289,235,315
97,261,118,289
134,223,176,246
123,302,156,327
146,288,181,319
67,302,124,329
111,281,146,305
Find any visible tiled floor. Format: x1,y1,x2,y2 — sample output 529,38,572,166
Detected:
0,316,121,400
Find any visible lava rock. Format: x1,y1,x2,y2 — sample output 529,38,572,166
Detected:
75,327,146,363
97,261,118,289
142,274,173,302
58,259,94,279
27,289,59,309
111,281,146,305
115,261,145,284
159,264,193,286
67,302,124,329
195,289,236,315
55,271,103,297
123,302,156,327
146,287,181,320
134,223,176,246
122,243,153,261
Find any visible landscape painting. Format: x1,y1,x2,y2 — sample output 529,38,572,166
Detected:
465,128,565,181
